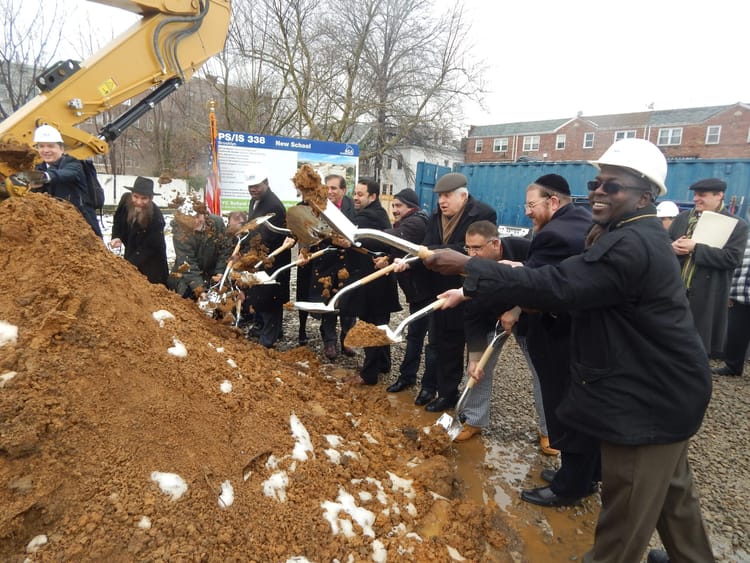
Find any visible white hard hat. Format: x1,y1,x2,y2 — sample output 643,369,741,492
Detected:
590,138,668,197
245,165,269,186
33,124,64,144
656,200,680,218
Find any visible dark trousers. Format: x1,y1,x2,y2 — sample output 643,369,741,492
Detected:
257,306,283,348
551,449,601,498
528,313,600,494
397,300,431,384
360,310,391,384
584,440,714,563
426,310,465,401
320,313,355,346
725,300,750,373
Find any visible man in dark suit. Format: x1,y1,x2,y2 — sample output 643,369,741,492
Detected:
506,174,600,508
304,174,357,358
339,178,401,384
109,176,169,286
405,172,497,412
244,166,291,348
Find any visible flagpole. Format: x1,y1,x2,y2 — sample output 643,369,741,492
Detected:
207,100,221,215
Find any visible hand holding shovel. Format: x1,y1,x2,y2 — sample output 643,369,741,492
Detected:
435,325,511,441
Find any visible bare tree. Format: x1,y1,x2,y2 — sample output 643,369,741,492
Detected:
206,0,481,185
0,0,67,119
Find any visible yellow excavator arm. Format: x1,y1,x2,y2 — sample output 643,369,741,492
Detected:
0,0,230,196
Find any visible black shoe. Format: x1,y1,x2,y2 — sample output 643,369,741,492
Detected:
324,342,337,360
520,486,581,507
646,549,670,563
712,365,741,376
386,379,415,393
540,469,598,494
414,388,436,406
540,469,557,483
425,396,457,413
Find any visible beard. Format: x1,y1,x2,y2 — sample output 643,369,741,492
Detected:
126,195,154,228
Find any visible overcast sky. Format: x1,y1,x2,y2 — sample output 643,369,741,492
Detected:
51,0,750,127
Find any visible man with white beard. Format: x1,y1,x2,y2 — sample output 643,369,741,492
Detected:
110,176,169,285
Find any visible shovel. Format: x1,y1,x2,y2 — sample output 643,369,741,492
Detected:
369,298,447,345
294,256,419,313
435,325,511,441
291,199,433,259
238,246,337,285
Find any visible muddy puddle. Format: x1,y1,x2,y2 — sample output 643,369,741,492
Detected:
383,383,600,561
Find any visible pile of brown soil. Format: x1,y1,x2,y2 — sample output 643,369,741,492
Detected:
0,194,520,561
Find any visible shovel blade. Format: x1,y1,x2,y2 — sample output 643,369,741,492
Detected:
435,413,462,441
293,301,336,313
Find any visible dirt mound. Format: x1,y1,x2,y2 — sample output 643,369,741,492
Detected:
0,194,519,561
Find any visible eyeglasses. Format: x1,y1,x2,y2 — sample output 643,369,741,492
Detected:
587,179,645,194
524,197,549,210
463,239,497,253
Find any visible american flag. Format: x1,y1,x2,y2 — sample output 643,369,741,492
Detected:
205,102,221,215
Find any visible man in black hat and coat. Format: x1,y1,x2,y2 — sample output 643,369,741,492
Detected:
110,176,169,285
669,177,748,357
396,172,496,412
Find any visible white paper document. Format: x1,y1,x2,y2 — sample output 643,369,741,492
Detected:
691,211,738,248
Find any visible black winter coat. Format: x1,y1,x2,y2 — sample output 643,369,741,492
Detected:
463,206,712,446
337,199,401,318
245,189,291,311
111,193,169,285
669,209,748,356
35,154,102,236
385,208,430,305
300,196,356,303
419,195,497,329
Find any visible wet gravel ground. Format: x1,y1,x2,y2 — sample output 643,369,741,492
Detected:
274,274,749,563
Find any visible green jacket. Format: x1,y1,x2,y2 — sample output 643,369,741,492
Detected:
168,214,228,298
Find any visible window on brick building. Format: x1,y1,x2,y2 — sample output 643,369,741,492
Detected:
387,157,393,169
657,128,682,146
493,138,508,152
583,132,595,149
615,130,636,142
556,134,566,150
705,126,721,145
523,135,540,151
474,139,483,152
397,156,403,169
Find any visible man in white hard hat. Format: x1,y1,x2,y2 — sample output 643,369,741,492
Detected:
30,124,102,236
656,200,679,230
422,138,714,563
242,165,290,348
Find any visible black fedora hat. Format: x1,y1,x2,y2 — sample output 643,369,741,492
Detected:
126,176,160,197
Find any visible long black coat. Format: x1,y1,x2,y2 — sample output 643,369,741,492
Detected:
245,188,291,311
299,196,356,303
35,154,102,236
669,209,748,356
522,203,592,450
464,206,712,446
111,193,169,285
337,199,401,318
385,208,430,305
420,195,497,329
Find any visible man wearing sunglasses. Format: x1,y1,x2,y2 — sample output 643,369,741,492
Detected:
422,138,714,563
668,178,747,359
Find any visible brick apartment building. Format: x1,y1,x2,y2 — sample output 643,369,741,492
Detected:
466,103,750,163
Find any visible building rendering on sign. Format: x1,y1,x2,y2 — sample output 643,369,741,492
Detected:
466,103,750,164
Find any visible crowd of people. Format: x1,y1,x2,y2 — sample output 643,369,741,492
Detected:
26,125,750,563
